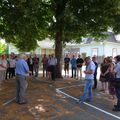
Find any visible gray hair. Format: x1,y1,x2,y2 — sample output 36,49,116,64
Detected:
19,54,27,59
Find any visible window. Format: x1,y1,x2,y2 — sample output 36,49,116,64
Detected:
112,48,117,58
92,48,98,57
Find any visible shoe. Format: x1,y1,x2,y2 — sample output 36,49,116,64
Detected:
92,87,95,90
16,101,19,104
18,101,27,105
85,98,91,102
76,99,81,103
114,105,118,108
112,108,120,112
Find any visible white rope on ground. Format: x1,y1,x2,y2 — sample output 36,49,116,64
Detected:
56,86,120,120
3,97,16,106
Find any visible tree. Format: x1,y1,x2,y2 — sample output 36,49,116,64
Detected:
0,0,120,77
0,42,7,55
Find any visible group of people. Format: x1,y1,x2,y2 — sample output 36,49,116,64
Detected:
77,55,120,112
64,54,84,79
16,54,57,104
99,56,120,111
1,52,120,111
64,54,98,89
0,53,40,83
41,54,57,80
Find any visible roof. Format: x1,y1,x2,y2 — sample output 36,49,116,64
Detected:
84,32,119,44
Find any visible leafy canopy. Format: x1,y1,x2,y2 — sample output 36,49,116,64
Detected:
0,0,120,51
0,42,7,55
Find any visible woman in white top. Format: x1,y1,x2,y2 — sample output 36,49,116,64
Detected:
0,55,7,83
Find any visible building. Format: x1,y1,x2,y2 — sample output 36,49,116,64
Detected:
64,32,120,63
7,32,120,63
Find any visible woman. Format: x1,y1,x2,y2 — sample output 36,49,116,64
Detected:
100,57,109,92
106,57,115,99
0,55,7,83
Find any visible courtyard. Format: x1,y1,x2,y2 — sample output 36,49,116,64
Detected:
0,76,120,120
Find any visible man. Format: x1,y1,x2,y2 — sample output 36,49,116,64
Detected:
48,54,57,81
0,55,7,83
71,55,77,78
33,54,39,77
92,56,98,89
76,55,84,80
64,54,70,77
27,55,34,76
41,54,48,77
16,54,30,104
80,57,95,103
9,54,16,78
112,55,120,111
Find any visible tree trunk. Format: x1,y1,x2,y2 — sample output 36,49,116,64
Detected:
54,0,67,78
55,28,63,78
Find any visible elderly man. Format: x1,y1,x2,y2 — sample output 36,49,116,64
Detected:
16,54,30,104
78,57,95,103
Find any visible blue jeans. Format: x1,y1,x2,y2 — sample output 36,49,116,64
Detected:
16,75,28,102
81,79,93,102
71,67,76,78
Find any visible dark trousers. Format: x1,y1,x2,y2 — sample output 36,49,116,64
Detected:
72,67,76,78
6,68,10,80
9,68,15,78
93,73,97,88
115,87,120,109
29,65,34,75
43,64,47,77
50,65,56,81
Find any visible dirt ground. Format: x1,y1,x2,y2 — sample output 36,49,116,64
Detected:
0,77,119,120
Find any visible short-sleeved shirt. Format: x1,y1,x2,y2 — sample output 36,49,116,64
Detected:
114,62,120,78
0,59,7,70
64,58,70,65
48,58,57,66
9,59,16,68
42,57,48,65
16,59,29,76
85,60,95,80
76,58,84,68
71,58,77,68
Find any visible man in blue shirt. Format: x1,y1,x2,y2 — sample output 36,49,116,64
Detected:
71,55,77,78
16,54,30,104
79,57,95,103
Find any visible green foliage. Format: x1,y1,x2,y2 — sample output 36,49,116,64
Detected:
0,0,120,51
0,42,7,55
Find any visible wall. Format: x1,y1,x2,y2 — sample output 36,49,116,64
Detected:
104,42,120,57
79,43,104,57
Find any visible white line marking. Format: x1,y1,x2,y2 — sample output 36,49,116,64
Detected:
3,97,16,106
56,86,120,120
57,84,84,90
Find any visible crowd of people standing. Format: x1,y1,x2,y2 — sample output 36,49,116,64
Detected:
0,53,41,83
0,52,120,111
